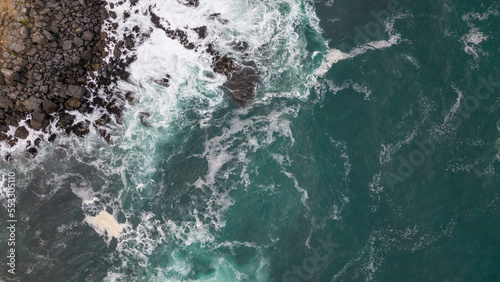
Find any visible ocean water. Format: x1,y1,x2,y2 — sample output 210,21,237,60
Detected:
1,0,499,281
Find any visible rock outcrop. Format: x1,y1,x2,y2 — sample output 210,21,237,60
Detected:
0,0,116,155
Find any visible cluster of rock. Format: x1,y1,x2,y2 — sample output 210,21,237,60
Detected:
0,0,115,156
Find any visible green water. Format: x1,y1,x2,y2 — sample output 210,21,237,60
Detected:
1,0,499,281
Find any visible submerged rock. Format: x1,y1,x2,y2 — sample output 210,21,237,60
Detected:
140,112,151,127
71,121,90,137
223,65,259,105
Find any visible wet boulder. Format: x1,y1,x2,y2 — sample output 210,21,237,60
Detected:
223,65,259,105
14,126,29,139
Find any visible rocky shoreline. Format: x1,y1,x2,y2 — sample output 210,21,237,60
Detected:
0,0,122,157
0,0,259,159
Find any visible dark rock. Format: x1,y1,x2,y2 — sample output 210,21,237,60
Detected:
14,126,29,139
48,134,57,142
23,96,42,111
26,147,38,158
194,26,207,39
81,50,93,62
32,110,47,123
0,96,14,109
99,128,107,137
65,97,82,109
125,36,135,49
106,102,122,115
95,114,110,126
209,13,229,24
42,99,58,113
100,7,109,19
71,121,90,137
0,132,7,141
113,46,122,58
222,65,259,105
57,113,75,128
30,110,49,130
1,69,21,82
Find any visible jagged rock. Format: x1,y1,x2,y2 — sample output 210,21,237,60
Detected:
125,36,134,49
48,134,57,142
42,99,58,113
0,0,112,148
222,65,259,105
106,101,122,116
194,26,207,38
153,75,170,87
30,110,49,130
57,113,75,128
71,121,90,137
95,114,110,126
26,147,38,158
66,85,86,99
82,31,94,41
14,126,29,139
99,128,107,137
140,112,151,127
0,133,8,141
8,138,18,147
23,96,42,111
113,46,121,58
181,0,200,7
0,96,14,109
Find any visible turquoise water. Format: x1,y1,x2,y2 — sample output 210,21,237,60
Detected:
1,0,500,280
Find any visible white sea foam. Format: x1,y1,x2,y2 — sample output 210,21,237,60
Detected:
462,28,488,58
85,210,129,242
442,85,464,126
